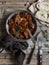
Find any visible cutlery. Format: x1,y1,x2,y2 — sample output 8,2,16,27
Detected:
26,44,35,64
37,37,43,65
37,46,42,65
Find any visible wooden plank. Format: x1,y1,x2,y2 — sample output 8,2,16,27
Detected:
0,0,16,2
0,0,35,2
6,2,25,5
0,59,18,64
0,4,24,7
0,0,25,5
0,4,25,9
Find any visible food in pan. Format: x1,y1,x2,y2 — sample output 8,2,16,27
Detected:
35,11,49,23
36,2,49,11
8,12,35,39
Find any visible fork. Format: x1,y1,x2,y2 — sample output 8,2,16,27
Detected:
37,37,43,65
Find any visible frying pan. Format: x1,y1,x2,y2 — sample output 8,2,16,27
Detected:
0,10,37,65
6,10,37,51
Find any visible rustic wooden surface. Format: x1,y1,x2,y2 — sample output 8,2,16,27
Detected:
0,0,49,65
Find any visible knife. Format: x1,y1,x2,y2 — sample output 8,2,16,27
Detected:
26,44,35,64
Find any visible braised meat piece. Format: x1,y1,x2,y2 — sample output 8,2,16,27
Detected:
24,29,29,39
8,19,14,28
19,18,28,31
15,13,21,25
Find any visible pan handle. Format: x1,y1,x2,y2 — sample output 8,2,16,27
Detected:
14,49,26,65
26,39,34,53
9,42,26,65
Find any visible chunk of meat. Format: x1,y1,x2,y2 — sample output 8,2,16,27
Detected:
19,34,24,39
25,13,32,22
24,29,29,39
29,22,35,29
15,13,21,24
11,27,20,38
20,18,28,29
8,19,14,28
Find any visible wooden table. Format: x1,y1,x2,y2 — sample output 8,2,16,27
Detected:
0,0,49,65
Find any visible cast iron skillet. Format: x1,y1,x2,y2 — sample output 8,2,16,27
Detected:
6,10,37,47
